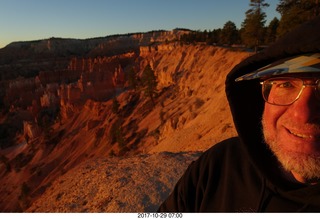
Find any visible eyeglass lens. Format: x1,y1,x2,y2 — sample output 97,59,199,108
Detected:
262,78,305,106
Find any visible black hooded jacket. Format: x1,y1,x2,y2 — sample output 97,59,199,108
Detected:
158,16,320,212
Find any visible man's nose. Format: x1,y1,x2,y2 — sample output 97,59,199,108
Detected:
289,87,320,124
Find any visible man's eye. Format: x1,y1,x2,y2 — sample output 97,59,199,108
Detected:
276,81,294,88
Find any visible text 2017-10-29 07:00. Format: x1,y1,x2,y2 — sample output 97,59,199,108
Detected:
137,213,183,218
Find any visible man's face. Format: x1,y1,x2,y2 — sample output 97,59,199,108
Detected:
262,77,320,183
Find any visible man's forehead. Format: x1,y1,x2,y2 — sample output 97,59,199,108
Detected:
235,53,320,82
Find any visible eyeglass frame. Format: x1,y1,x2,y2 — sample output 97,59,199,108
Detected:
260,76,320,106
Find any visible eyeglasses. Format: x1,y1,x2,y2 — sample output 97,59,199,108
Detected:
260,77,320,106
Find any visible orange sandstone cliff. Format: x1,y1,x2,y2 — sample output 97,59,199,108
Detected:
0,41,251,212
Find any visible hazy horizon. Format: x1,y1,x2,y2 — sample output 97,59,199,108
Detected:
0,0,280,49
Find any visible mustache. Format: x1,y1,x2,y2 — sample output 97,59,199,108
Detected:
261,116,320,142
281,120,320,132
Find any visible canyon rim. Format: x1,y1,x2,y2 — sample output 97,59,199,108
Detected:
0,31,252,212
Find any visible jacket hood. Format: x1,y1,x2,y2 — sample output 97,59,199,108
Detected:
225,16,320,188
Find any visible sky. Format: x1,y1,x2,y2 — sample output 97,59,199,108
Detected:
0,0,280,49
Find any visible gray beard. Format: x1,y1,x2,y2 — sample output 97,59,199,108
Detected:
262,117,320,183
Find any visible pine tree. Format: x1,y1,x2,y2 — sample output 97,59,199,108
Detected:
220,21,239,45
206,28,222,45
141,64,157,106
112,96,120,114
241,0,269,52
265,17,280,44
127,67,138,90
276,0,320,37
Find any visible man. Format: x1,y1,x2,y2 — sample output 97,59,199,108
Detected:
158,16,320,212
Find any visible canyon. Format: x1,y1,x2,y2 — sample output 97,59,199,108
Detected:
0,30,252,212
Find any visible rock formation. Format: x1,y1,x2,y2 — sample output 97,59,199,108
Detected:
23,121,41,142
0,31,252,212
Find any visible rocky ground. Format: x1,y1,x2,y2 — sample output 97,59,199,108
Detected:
26,152,201,212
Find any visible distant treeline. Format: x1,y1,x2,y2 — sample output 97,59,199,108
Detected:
179,0,320,51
